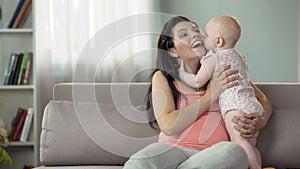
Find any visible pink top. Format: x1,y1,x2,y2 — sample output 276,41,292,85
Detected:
158,82,229,150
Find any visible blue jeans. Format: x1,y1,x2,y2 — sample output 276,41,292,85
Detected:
123,141,248,169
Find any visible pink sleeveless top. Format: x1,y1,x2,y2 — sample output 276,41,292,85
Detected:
158,82,229,150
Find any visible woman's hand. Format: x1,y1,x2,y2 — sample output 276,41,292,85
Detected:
233,82,273,138
232,113,262,138
206,65,238,102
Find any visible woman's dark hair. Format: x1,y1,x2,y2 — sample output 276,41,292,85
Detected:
146,16,195,129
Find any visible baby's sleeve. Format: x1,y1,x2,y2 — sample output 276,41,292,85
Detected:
196,54,216,81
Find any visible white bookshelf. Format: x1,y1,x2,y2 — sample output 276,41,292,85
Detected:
0,0,38,168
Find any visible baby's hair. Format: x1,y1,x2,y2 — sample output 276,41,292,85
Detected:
214,15,241,47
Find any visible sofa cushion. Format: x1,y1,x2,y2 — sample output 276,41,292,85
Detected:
256,83,300,168
40,100,159,166
257,107,300,168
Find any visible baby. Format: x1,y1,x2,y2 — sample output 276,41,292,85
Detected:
179,15,263,169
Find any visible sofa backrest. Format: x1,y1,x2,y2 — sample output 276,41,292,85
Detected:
53,83,150,106
39,83,300,168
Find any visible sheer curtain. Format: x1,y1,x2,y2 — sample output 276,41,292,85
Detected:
35,0,162,108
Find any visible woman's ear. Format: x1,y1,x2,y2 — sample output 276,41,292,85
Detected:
216,36,224,47
168,48,179,58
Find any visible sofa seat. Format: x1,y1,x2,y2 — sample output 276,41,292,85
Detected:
36,166,123,169
35,83,300,169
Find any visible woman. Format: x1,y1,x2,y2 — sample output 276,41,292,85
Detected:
124,16,272,169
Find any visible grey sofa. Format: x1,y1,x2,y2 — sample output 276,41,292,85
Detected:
35,83,300,169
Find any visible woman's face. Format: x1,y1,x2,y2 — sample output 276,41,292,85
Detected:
171,21,206,61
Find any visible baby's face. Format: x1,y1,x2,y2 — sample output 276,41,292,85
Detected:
204,20,219,51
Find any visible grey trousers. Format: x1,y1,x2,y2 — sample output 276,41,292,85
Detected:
123,141,248,169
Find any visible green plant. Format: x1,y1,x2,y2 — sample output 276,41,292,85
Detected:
0,119,13,166
0,135,13,165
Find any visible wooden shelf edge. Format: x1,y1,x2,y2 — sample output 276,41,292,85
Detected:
0,29,33,33
1,141,35,147
0,85,35,90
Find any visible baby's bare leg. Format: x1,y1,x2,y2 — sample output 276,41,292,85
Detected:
224,110,262,169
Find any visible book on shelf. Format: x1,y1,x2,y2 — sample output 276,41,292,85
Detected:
22,52,33,85
12,53,24,85
13,0,32,28
2,52,33,85
7,53,19,85
2,53,16,85
11,108,27,141
17,52,29,85
7,0,25,28
20,107,33,142
7,107,33,142
7,107,24,140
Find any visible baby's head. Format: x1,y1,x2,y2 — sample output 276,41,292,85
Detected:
204,15,241,51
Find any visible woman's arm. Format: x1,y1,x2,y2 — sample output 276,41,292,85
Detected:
152,70,210,135
252,82,273,129
233,82,273,138
153,66,238,136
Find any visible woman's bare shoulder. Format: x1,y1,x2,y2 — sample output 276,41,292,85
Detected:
152,70,167,82
152,70,170,90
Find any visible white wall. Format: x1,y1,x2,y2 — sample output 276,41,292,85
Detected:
159,0,299,83
299,1,300,82
35,0,299,83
